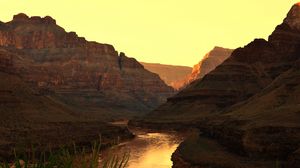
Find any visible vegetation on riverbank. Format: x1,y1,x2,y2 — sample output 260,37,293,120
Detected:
0,138,129,168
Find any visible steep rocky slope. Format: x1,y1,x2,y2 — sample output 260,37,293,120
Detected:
0,13,174,118
143,3,300,122
132,3,300,167
0,13,174,159
141,47,233,90
183,47,233,87
172,62,300,167
0,51,133,159
140,62,192,90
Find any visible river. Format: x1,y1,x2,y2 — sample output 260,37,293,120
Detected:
100,127,186,168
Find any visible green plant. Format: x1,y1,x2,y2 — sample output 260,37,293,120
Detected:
0,138,130,168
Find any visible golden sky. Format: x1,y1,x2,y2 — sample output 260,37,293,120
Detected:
0,0,299,66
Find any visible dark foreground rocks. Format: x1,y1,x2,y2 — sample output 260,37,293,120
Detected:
0,121,134,160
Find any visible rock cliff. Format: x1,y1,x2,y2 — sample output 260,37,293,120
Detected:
135,3,300,167
183,47,233,87
0,13,174,118
0,13,174,158
0,60,133,159
146,17,299,121
141,47,232,90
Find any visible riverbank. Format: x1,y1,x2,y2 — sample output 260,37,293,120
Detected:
172,133,284,168
128,119,198,132
0,121,134,161
129,118,300,168
99,128,192,168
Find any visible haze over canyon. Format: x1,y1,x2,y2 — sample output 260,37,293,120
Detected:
0,1,300,168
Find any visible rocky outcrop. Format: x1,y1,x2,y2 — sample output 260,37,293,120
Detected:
145,38,280,121
135,3,300,167
182,47,233,88
172,134,284,168
140,62,192,90
0,13,174,117
146,7,300,120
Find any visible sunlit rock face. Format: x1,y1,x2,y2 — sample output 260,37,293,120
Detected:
0,13,174,115
268,3,300,55
182,47,233,88
148,47,233,91
284,3,300,30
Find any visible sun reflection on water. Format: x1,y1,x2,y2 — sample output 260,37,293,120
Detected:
100,132,184,168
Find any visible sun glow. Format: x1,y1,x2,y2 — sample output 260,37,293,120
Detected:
0,0,299,66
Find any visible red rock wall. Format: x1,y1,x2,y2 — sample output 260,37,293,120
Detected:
0,13,174,113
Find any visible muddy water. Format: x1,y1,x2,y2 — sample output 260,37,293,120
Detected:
100,129,186,168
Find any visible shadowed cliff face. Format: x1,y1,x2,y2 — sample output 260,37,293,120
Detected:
138,3,300,167
0,52,134,158
0,13,174,117
140,62,192,90
0,13,173,158
146,3,300,120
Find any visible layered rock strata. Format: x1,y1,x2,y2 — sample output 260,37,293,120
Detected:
135,3,300,167
0,13,174,117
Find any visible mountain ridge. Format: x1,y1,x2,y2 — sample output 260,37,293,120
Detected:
131,3,300,167
181,46,233,89
0,13,173,158
0,13,174,118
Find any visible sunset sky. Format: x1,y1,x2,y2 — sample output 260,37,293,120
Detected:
0,0,299,66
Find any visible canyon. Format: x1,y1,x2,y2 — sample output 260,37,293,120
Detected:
131,3,300,168
0,13,174,118
0,13,174,159
142,47,233,90
1,3,300,168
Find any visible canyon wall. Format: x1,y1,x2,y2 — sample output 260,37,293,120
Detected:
0,13,174,118
183,47,233,88
141,62,192,90
141,47,233,90
137,3,300,167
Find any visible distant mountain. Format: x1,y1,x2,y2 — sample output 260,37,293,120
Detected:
133,3,300,167
141,47,233,90
181,46,233,89
140,62,192,90
185,47,233,84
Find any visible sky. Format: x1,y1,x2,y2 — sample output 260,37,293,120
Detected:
0,0,299,67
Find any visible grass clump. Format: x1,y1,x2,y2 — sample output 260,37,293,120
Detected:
0,137,129,168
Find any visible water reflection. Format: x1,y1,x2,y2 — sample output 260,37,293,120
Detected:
100,131,184,168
